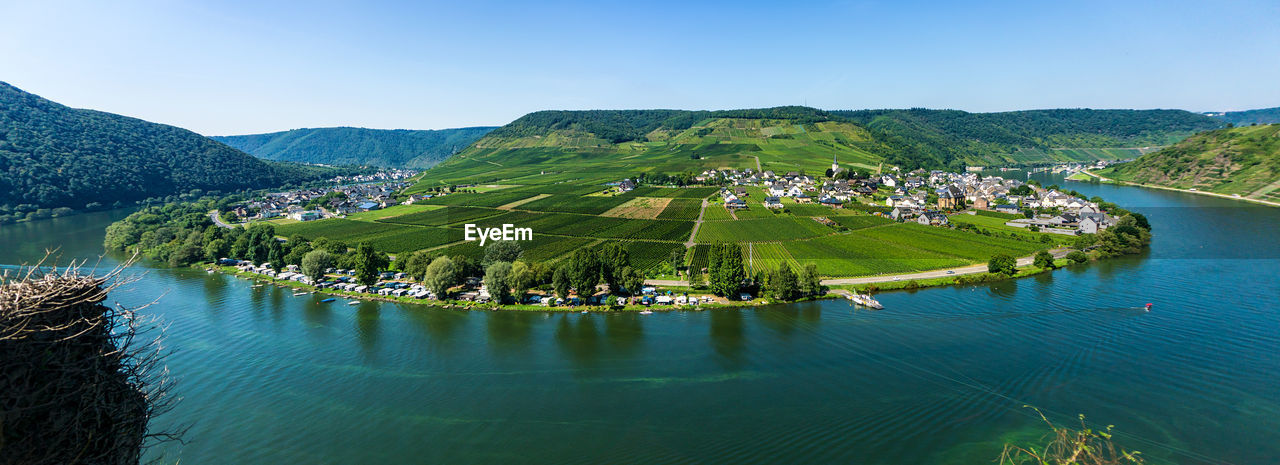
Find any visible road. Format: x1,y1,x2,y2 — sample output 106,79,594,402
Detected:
684,199,708,248
644,248,1072,287
209,210,235,229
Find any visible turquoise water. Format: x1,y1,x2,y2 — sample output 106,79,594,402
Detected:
2,175,1277,464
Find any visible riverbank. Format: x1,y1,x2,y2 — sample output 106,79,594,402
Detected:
1078,169,1280,208
208,264,796,313
210,249,1084,313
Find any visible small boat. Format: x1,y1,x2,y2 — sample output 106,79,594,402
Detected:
251,284,263,288
1144,303,1153,311
848,293,884,309
319,298,335,303
580,309,589,314
639,310,653,315
206,269,215,274
347,301,361,306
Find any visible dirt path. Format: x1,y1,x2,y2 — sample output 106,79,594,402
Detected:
753,155,762,172
684,199,708,248
644,248,1071,287
1080,170,1280,207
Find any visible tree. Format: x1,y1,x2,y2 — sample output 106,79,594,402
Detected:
597,243,631,290
509,261,534,300
352,242,387,286
800,263,823,296
483,240,523,266
484,262,513,303
767,264,799,301
423,256,458,298
401,250,435,281
1033,250,1056,269
708,244,746,298
567,248,601,298
1130,212,1151,231
203,238,228,262
301,250,333,283
988,253,1017,275
267,241,284,270
619,266,645,296
283,241,312,267
1066,251,1089,264
552,265,571,301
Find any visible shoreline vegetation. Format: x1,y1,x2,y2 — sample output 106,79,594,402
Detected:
1076,169,1280,208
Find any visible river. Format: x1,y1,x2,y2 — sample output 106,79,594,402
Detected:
2,173,1277,464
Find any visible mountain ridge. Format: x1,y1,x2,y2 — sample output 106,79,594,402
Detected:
212,126,496,168
0,81,339,219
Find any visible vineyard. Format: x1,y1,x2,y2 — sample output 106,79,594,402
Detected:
376,206,502,227
695,217,834,242
748,243,798,274
518,193,638,215
784,234,969,277
656,198,703,220
856,223,1043,262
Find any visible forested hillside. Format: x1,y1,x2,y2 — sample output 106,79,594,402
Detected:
435,106,1224,180
213,126,496,168
833,108,1223,169
1095,124,1280,201
1205,107,1280,126
0,82,340,220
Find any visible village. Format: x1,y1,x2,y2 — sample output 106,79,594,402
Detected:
226,169,418,222
704,157,1115,235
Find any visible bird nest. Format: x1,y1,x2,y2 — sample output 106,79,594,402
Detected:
0,257,180,465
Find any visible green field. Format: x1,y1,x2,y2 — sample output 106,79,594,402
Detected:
695,217,834,242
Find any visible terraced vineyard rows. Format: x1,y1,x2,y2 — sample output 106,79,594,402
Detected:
656,198,703,220
695,217,834,242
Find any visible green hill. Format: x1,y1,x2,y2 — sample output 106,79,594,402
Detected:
0,82,339,218
409,106,1223,189
1095,124,1280,201
212,126,496,168
834,108,1223,169
1205,107,1280,126
409,107,884,189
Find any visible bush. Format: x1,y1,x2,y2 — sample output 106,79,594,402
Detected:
1067,251,1089,264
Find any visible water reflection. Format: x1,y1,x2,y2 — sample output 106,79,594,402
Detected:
709,309,746,369
486,311,536,356
355,303,381,356
603,313,644,356
555,314,603,373
403,307,469,353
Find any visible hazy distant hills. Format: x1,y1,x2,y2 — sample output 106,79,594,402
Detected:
213,126,497,169
1097,124,1280,201
0,82,338,217
1204,107,1280,126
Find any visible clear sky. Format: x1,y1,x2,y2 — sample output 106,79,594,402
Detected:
2,0,1278,135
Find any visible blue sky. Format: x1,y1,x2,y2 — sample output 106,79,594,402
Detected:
2,0,1278,135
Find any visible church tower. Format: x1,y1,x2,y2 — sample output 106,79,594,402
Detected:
831,154,840,173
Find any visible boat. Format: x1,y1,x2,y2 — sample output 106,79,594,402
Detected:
319,298,335,303
293,291,310,296
581,309,589,314
1145,303,1153,311
848,293,884,309
251,284,263,288
206,269,215,274
639,310,653,315
347,301,361,306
